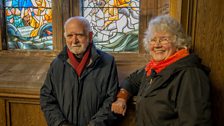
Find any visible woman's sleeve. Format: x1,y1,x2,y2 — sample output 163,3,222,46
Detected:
120,68,145,96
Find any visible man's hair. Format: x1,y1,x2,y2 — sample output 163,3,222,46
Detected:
143,15,191,52
64,16,92,34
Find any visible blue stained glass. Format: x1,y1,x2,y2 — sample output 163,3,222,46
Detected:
5,0,52,8
4,0,53,50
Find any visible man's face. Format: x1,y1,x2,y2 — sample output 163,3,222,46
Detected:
64,20,91,57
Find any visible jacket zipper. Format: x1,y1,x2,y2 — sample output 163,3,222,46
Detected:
76,77,82,125
148,77,154,88
149,78,153,85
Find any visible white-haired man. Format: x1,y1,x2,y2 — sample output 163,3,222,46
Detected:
40,16,119,126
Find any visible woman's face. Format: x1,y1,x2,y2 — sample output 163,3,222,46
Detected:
148,32,177,62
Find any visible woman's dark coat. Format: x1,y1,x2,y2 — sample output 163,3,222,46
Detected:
121,54,212,126
40,45,119,126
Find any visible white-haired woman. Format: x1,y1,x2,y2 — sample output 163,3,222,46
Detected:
111,15,212,126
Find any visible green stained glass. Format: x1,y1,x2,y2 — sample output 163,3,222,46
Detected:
82,0,140,52
5,0,52,50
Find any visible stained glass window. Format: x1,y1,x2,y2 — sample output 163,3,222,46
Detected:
4,0,52,50
82,0,140,52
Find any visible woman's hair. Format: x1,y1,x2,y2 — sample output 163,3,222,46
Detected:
143,15,192,52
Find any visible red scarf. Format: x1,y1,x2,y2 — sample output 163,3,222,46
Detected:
145,49,189,76
67,44,92,77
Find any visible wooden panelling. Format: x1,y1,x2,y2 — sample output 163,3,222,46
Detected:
52,0,66,51
0,1,3,50
0,99,6,126
185,0,224,125
0,55,52,98
158,0,169,15
138,0,159,53
113,53,148,82
7,99,47,126
0,54,146,92
71,0,80,16
169,0,182,22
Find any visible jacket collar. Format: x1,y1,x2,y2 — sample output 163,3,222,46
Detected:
145,54,209,95
58,44,101,65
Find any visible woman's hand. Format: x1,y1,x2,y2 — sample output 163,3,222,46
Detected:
111,98,127,116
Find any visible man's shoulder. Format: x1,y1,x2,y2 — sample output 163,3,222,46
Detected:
50,56,64,67
96,49,114,60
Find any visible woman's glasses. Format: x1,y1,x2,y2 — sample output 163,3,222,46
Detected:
149,36,172,45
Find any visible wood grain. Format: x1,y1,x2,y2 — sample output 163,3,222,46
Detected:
0,99,6,126
191,0,224,125
7,99,47,126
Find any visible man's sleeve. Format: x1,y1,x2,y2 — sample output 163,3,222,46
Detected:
88,58,119,126
40,65,66,126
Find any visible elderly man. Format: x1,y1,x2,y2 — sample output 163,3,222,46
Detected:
40,16,119,126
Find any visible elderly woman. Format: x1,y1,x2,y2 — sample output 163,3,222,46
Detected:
111,15,212,126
